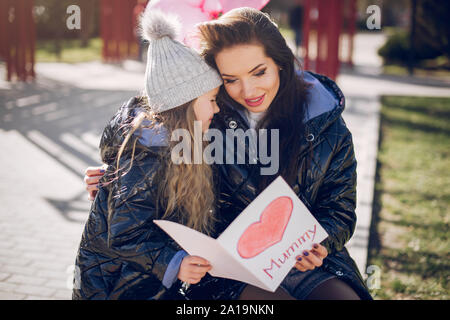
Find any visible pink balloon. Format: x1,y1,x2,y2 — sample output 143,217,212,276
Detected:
219,0,270,13
185,0,203,7
146,0,271,49
148,0,209,45
203,0,223,17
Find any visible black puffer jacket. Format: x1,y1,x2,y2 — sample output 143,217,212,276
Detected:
73,99,244,300
211,71,372,300
73,100,182,300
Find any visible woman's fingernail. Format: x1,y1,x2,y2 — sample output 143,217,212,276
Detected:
303,251,309,256
296,256,302,261
100,169,105,173
313,244,319,249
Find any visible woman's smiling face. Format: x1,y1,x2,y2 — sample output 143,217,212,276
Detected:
215,43,281,113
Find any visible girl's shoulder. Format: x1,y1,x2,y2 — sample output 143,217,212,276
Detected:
100,96,169,165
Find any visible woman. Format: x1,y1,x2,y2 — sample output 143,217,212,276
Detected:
199,7,371,300
84,7,372,300
73,9,236,299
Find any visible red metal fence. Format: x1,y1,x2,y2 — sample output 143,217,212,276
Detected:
0,0,36,81
302,0,357,80
1,0,357,82
100,0,141,62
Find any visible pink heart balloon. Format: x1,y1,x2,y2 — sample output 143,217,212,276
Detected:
148,0,209,45
220,0,270,13
185,0,203,6
203,0,223,18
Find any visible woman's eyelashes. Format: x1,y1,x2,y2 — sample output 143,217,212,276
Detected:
224,78,236,84
223,69,266,84
254,68,266,77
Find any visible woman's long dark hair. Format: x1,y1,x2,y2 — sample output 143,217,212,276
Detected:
198,7,310,189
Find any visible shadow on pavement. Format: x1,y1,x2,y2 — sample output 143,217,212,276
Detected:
0,76,138,222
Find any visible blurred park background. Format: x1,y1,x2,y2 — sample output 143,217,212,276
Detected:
0,0,449,300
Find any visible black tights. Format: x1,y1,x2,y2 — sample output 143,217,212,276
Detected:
305,278,361,300
238,285,295,300
238,278,360,300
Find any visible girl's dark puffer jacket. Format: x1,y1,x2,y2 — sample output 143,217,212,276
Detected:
72,100,183,299
73,99,244,300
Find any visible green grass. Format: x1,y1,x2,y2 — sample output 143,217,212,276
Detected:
368,96,450,299
36,37,102,63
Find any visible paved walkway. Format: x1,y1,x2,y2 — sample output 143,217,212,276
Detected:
0,62,143,299
1,33,449,300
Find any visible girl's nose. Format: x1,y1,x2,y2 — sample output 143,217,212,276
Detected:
213,102,220,114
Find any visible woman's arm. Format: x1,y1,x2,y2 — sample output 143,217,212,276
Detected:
84,165,107,200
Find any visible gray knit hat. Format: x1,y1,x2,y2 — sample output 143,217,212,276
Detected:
140,9,222,113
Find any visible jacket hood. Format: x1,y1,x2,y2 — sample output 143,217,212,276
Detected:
302,71,340,122
301,71,346,137
100,97,169,165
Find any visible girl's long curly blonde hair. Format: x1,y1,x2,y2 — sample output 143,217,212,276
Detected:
115,96,216,235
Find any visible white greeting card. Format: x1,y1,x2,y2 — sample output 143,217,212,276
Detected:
154,176,328,292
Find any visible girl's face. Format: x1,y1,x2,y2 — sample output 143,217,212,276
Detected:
193,86,220,132
215,43,280,113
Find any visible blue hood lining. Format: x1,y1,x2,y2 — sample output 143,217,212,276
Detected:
136,119,169,148
128,106,169,148
302,71,339,122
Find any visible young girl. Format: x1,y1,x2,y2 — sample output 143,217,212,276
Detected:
84,8,373,300
73,9,233,299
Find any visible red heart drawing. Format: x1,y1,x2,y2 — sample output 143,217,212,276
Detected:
237,196,293,259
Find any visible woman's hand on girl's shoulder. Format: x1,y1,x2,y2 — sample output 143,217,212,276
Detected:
294,243,328,272
178,255,212,285
84,165,107,200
